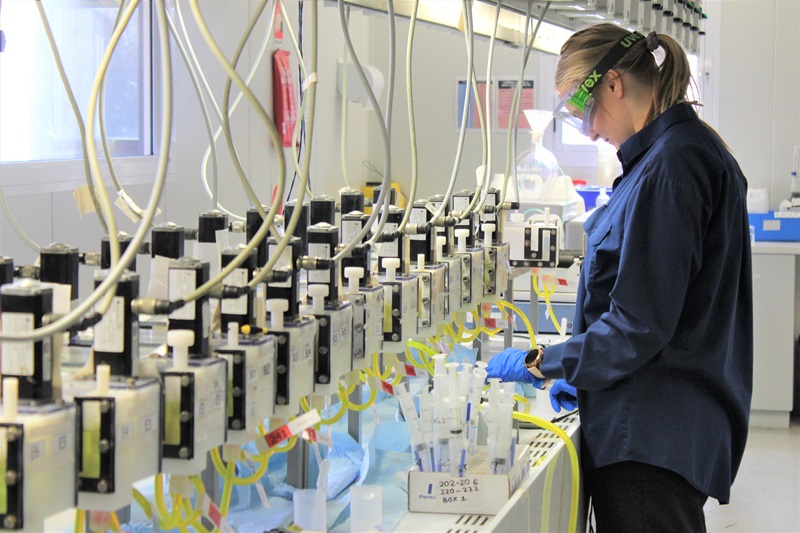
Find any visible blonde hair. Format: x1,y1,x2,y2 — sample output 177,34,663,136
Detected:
555,23,695,124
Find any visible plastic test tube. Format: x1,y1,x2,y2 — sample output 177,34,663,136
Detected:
492,402,514,475
395,384,433,472
467,366,487,454
444,397,467,477
418,390,434,460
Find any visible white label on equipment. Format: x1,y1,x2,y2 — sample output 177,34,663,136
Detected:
268,244,293,288
453,196,470,226
169,269,197,320
221,268,248,315
308,243,331,283
342,220,362,245
1,312,35,376
94,296,125,353
380,223,399,257
409,209,427,241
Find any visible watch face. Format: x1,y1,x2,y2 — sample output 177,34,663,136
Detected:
524,347,542,367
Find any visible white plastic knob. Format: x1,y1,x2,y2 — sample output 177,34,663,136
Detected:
227,322,239,347
168,330,195,371
308,284,329,314
96,364,111,396
383,258,401,281
482,223,496,246
2,378,19,422
455,229,469,253
267,299,289,330
435,236,447,263
344,267,364,294
417,254,425,271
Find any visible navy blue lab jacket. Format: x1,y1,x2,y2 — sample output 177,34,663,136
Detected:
539,103,753,504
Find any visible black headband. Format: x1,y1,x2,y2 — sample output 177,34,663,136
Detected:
577,31,645,96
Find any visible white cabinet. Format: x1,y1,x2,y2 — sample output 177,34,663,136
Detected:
750,244,800,428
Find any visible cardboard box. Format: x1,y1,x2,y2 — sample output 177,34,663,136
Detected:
407,445,530,515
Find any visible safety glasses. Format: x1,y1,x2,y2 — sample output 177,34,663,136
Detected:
553,84,597,136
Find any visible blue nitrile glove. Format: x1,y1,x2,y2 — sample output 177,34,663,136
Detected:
486,347,547,389
549,380,578,412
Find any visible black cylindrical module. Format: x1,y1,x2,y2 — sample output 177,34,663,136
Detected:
220,245,257,328
93,270,140,377
151,223,185,259
199,210,228,243
480,187,501,241
340,211,370,287
167,257,210,358
408,199,435,265
0,281,54,403
372,185,396,207
283,200,310,255
101,232,135,271
375,206,405,274
307,223,339,303
429,193,451,256
246,205,270,268
0,257,14,287
265,236,303,321
40,243,79,301
310,195,336,226
452,190,477,248
340,189,364,215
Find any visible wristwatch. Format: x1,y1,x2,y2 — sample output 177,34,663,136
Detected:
524,344,547,380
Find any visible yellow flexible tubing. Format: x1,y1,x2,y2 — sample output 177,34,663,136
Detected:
219,460,235,518
347,378,379,411
513,393,532,414
211,447,271,486
498,299,537,346
532,276,562,335
513,411,579,533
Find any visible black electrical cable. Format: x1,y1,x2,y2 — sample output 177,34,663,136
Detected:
285,0,309,202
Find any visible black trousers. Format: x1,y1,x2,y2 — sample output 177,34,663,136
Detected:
585,461,709,533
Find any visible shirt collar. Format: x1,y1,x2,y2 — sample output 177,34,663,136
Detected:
616,103,697,174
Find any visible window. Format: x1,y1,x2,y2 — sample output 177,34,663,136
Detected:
0,0,151,163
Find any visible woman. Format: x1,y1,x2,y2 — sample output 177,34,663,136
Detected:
488,24,752,532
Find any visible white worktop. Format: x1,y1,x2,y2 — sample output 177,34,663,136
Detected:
751,241,800,255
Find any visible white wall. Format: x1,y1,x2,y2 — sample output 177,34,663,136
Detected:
707,0,800,209
0,0,373,299
364,14,567,200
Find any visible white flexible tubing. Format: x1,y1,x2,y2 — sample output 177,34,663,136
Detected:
462,0,502,220
397,0,420,234
165,9,220,214
34,0,109,235
340,6,351,188
501,1,550,206
177,0,249,220
0,182,40,252
99,0,128,196
215,0,271,216
429,0,474,227
0,0,171,341
200,2,277,221
175,0,222,122
86,0,151,307
186,0,288,298
500,1,532,208
277,0,311,198
332,0,392,262
251,0,319,286
364,0,397,249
